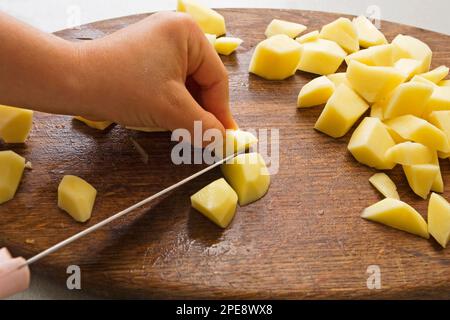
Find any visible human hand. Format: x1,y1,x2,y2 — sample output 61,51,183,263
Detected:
0,248,30,299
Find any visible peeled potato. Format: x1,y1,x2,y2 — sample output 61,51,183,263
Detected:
295,30,319,44
297,76,335,108
223,130,258,157
394,58,423,80
420,66,449,84
352,15,387,48
428,193,450,248
265,19,307,38
177,0,226,36
297,39,347,75
423,86,450,115
403,163,438,199
369,173,399,199
385,142,434,166
190,178,238,228
74,116,113,130
327,72,352,88
214,37,243,55
249,34,302,80
314,84,369,138
319,17,359,53
0,150,25,204
439,80,450,87
362,198,429,238
345,44,393,67
392,34,432,73
0,105,33,143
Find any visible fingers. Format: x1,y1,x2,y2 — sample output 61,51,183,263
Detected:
187,25,238,130
163,83,226,148
0,253,30,299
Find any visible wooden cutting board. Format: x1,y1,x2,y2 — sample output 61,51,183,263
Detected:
1,9,449,299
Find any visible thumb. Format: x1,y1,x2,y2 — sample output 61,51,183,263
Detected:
0,256,30,299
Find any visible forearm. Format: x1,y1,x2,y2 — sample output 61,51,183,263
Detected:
0,12,82,115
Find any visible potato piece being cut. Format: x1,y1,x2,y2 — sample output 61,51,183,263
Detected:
191,178,238,228
369,173,399,199
222,130,258,157
58,175,97,223
385,142,434,166
345,44,393,67
352,15,387,48
0,105,33,143
419,65,449,84
362,198,429,238
428,193,450,248
347,60,405,103
74,116,113,130
392,34,432,73
214,37,243,55
297,76,335,108
0,151,25,204
265,19,307,38
393,58,423,80
314,84,369,138
221,152,270,206
347,117,395,170
249,34,302,80
297,39,347,75
319,17,359,53
385,115,450,153
295,30,319,44
177,0,226,36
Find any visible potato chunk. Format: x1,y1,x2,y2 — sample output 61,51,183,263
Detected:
347,117,395,169
249,34,302,80
362,198,429,238
327,72,352,88
369,173,399,199
382,82,433,119
190,178,238,228
385,115,450,153
439,80,450,87
177,0,226,36
392,34,432,73
420,66,449,84
0,151,25,204
385,142,434,165
314,84,369,138
297,76,335,108
347,60,405,103
352,15,387,48
428,193,450,248
424,86,450,115
403,163,439,199
319,17,359,53
295,30,319,44
297,39,347,75
221,152,270,206
58,175,97,223
0,105,33,143
345,44,393,67
265,19,307,38
222,130,258,157
214,37,243,55
393,59,423,80
74,116,113,130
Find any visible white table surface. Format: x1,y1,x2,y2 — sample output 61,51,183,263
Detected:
2,0,449,300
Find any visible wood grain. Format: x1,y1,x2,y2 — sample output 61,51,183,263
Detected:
1,9,449,299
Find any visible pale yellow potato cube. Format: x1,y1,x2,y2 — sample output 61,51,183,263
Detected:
221,152,270,206
423,86,450,115
0,105,33,143
74,116,113,131
178,0,226,36
385,115,450,153
264,19,307,38
295,30,319,44
394,58,423,80
314,84,369,138
347,117,396,169
345,44,393,67
392,34,432,73
382,82,434,119
190,178,238,228
361,198,429,238
369,173,399,199
297,76,335,108
327,72,352,88
352,15,388,48
58,175,97,223
383,123,407,144
403,163,438,199
370,104,384,120
249,34,302,80
420,66,449,84
385,142,434,165
319,17,359,53
214,37,243,55
0,151,25,204
297,39,347,75
428,193,450,248
347,60,405,103
439,80,450,87
205,33,216,45
222,130,258,157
